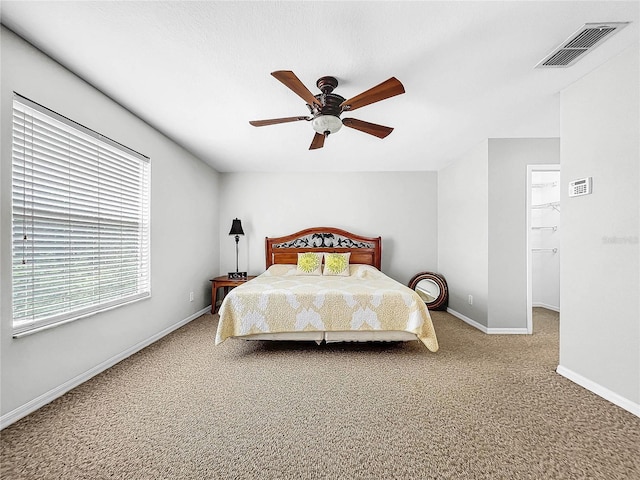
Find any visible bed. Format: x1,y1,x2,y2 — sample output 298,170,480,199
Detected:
215,227,438,352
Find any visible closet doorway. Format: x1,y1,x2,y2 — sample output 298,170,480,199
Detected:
526,165,560,334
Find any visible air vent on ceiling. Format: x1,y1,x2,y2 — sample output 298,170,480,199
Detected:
536,22,630,68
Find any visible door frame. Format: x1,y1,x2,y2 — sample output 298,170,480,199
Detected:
526,164,560,334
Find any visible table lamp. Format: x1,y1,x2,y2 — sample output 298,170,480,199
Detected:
228,218,247,279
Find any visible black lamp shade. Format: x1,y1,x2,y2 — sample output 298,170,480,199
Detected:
229,218,244,236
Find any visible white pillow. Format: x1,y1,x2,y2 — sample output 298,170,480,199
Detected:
265,264,297,276
350,264,381,278
295,252,323,275
323,252,351,276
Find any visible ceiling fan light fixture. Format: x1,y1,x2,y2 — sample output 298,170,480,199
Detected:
312,115,342,135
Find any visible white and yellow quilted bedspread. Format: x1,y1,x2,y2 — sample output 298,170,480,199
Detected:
215,264,439,352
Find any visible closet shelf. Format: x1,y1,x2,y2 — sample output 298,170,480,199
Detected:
532,181,558,188
532,201,560,211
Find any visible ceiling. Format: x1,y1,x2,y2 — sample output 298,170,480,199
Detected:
1,1,638,172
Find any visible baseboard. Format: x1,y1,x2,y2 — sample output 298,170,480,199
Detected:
487,327,529,334
556,365,640,418
447,308,488,333
446,308,528,334
0,305,211,430
532,302,560,312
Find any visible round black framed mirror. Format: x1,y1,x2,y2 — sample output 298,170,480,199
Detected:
408,272,448,311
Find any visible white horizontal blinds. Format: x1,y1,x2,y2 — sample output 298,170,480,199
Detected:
12,94,150,336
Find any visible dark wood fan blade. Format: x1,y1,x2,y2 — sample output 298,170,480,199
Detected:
271,71,321,107
342,118,394,138
309,132,325,150
249,116,310,127
340,77,405,112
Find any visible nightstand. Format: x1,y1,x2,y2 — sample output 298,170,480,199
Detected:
210,275,257,313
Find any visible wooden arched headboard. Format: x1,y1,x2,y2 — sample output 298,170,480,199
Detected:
265,227,382,270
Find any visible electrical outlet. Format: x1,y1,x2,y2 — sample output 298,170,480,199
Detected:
468,295,473,305
189,292,194,302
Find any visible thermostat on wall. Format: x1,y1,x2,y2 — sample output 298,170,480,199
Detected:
568,177,592,197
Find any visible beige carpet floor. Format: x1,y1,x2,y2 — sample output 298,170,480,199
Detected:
1,308,639,479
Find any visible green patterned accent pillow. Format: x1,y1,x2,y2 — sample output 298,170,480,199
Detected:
296,252,323,275
323,252,351,276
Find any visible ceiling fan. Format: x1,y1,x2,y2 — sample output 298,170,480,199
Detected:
249,70,405,150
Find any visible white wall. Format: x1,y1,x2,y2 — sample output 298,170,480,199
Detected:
487,138,560,329
438,138,560,330
559,45,639,411
218,172,438,285
0,28,220,424
438,140,489,324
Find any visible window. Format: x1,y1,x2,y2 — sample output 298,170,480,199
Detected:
11,94,150,336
